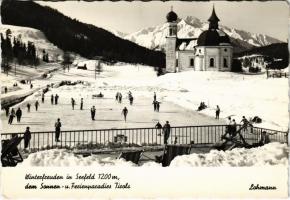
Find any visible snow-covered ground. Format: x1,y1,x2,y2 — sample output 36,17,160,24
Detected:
2,62,288,133
18,142,288,167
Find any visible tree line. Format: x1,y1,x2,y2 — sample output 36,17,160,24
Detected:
1,29,40,75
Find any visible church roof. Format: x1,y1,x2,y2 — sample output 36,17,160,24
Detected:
176,38,197,50
166,10,178,22
208,6,220,23
197,29,230,46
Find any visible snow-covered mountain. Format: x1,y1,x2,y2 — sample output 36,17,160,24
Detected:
123,16,282,52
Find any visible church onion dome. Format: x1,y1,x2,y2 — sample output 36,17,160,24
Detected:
166,10,178,22
197,29,230,46
208,6,220,23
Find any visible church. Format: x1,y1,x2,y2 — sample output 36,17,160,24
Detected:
165,7,233,72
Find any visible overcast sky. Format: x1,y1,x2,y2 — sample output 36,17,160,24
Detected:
38,1,288,41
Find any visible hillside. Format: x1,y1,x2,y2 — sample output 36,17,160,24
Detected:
123,16,282,53
235,43,289,69
0,24,63,61
1,0,165,67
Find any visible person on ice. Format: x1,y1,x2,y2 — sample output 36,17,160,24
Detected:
152,101,157,111
121,107,128,122
5,107,9,117
16,107,22,122
55,94,59,105
153,92,156,101
215,105,220,119
55,118,62,142
129,95,134,105
51,94,54,105
118,93,122,103
156,101,160,112
91,106,96,120
155,121,162,136
115,92,119,101
24,127,31,149
27,103,31,112
35,100,39,111
71,98,76,110
80,98,84,110
163,121,171,145
41,93,45,103
8,108,15,125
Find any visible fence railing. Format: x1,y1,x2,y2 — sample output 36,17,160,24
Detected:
1,125,288,152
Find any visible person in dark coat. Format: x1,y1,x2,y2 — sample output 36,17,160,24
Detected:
16,107,22,122
24,127,31,149
51,94,54,105
91,106,96,120
4,87,8,93
156,101,160,112
71,98,75,110
118,94,122,103
80,98,83,110
163,121,171,145
55,118,62,142
5,107,9,117
155,121,162,136
129,95,134,105
152,101,157,111
35,100,39,111
121,107,128,122
154,92,156,101
8,109,15,124
215,105,220,119
27,103,31,112
41,93,45,103
55,94,59,105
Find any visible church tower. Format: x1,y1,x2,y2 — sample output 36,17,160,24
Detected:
165,7,178,73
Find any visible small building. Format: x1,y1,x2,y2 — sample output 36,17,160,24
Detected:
165,6,233,73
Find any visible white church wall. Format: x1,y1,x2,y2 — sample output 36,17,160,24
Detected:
204,48,220,71
178,51,195,71
220,46,233,71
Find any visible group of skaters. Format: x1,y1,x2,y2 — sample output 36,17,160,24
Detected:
70,98,84,110
155,121,171,144
50,94,59,105
6,98,41,125
152,92,161,112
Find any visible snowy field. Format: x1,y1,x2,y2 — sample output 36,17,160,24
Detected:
18,142,288,167
2,61,288,133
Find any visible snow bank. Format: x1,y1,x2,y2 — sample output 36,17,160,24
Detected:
18,143,287,167
171,142,289,167
19,149,137,167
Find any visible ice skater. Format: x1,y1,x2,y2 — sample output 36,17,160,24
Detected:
51,94,54,105
8,109,15,125
55,94,59,105
71,98,76,110
41,93,45,103
35,100,39,111
80,98,83,110
121,107,128,122
156,101,160,112
90,106,96,120
27,103,31,112
16,107,22,122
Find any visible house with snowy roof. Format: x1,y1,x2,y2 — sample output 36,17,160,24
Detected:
165,7,233,72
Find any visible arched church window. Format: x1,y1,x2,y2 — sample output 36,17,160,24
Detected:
224,48,227,52
210,58,214,67
190,58,194,67
169,28,173,36
223,58,228,68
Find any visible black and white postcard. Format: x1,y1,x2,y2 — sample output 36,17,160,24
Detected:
0,0,289,198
